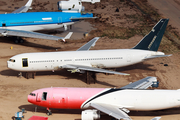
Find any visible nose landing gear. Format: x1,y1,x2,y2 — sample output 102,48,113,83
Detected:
46,108,52,116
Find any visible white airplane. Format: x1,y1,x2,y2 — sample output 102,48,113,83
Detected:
28,77,177,120
0,0,97,43
7,19,171,78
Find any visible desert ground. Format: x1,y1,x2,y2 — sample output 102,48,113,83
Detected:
0,0,180,120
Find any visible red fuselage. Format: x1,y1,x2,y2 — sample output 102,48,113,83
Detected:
28,87,106,109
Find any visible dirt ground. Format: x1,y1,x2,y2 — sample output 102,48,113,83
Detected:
0,0,180,120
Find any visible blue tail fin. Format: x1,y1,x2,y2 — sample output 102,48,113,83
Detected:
133,19,169,51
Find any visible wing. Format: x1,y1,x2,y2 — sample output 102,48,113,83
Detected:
151,117,161,120
70,17,97,20
77,37,100,51
12,0,33,13
121,76,158,89
0,29,71,41
61,64,129,75
90,103,131,120
144,54,172,60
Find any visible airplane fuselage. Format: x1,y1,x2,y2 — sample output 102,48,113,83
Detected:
0,12,93,32
7,49,165,72
28,87,180,111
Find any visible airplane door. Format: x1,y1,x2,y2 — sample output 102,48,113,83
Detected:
127,54,131,62
2,21,6,28
58,17,62,24
36,93,41,102
22,58,28,67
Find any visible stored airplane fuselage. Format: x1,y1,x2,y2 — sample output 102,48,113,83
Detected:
7,49,165,72
28,87,180,111
0,12,93,32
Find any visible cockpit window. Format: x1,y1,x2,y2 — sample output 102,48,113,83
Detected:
29,93,36,96
9,59,15,62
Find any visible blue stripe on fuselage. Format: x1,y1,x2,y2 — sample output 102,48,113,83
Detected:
0,12,93,27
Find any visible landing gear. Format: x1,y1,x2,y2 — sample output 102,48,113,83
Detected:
86,71,96,84
25,72,36,79
18,72,22,78
47,108,52,116
13,37,24,44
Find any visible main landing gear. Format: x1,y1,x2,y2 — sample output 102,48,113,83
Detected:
13,37,24,44
25,72,36,79
18,72,36,79
47,108,52,116
86,71,97,84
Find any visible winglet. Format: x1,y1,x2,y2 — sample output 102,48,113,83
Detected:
77,37,100,51
25,0,33,7
12,0,33,13
151,117,161,120
62,32,73,42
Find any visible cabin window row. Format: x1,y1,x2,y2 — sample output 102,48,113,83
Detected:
10,21,34,24
30,60,55,63
34,20,53,23
10,20,53,24
75,57,123,61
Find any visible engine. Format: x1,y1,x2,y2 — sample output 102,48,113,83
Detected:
81,109,100,120
57,0,100,13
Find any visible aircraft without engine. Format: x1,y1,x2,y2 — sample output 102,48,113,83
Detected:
7,19,171,82
0,0,97,43
28,77,178,120
58,0,100,12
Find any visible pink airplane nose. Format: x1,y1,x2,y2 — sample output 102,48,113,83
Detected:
28,95,31,102
28,93,36,103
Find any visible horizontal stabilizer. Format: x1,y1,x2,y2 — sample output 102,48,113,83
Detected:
151,117,161,120
121,76,157,89
12,0,33,13
77,37,100,51
144,54,172,60
62,32,73,42
61,64,129,75
90,103,131,120
0,29,65,41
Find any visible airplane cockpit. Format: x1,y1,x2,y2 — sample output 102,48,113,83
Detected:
9,59,15,62
29,93,36,96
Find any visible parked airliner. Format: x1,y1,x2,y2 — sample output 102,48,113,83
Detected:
0,0,97,43
28,77,178,120
7,19,171,76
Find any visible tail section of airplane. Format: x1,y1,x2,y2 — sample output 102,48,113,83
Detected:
133,19,169,51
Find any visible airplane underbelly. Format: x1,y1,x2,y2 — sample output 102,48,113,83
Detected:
5,22,75,32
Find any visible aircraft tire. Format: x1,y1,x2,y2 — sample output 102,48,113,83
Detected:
14,39,19,44
47,112,52,116
19,39,24,43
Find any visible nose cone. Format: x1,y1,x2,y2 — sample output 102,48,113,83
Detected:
7,59,15,70
7,61,11,68
28,93,36,104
